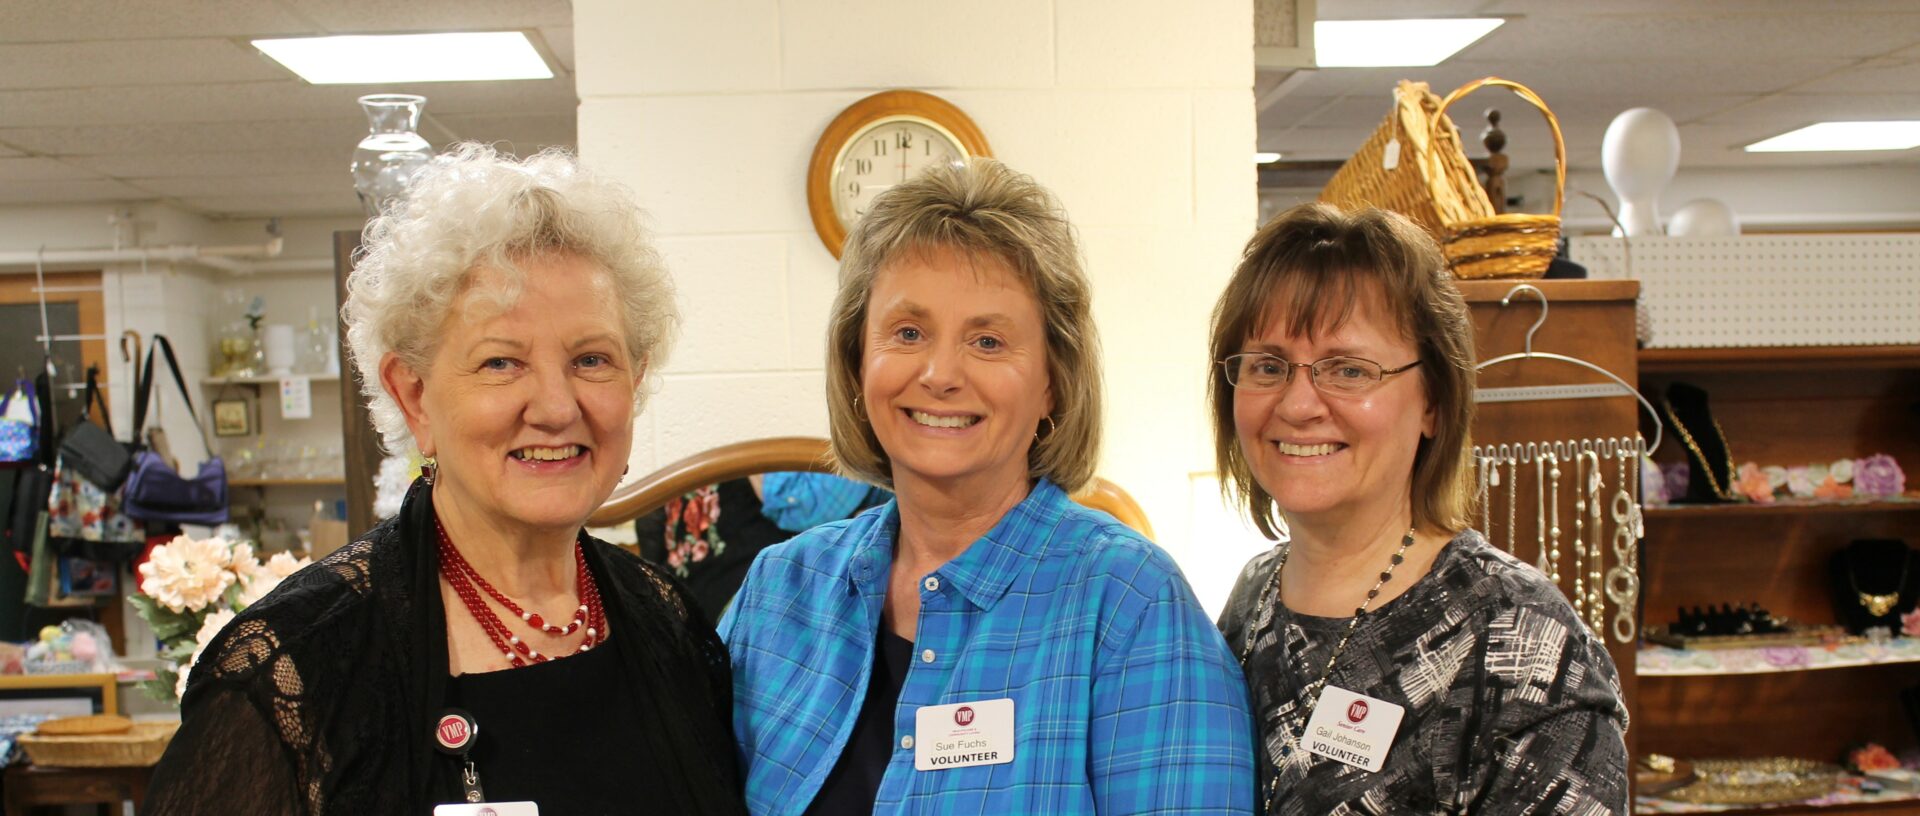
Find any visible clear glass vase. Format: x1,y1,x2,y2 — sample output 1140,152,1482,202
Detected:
351,94,434,217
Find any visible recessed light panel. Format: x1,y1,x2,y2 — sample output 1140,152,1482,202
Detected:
253,32,554,84
1745,121,1920,152
1314,19,1504,68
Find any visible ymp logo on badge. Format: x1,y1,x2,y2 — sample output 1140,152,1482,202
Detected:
955,706,975,726
1346,700,1369,724
437,715,470,750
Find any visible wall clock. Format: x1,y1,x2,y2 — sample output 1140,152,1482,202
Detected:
806,90,993,258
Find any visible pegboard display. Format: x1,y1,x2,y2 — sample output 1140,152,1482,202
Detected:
1569,235,1920,348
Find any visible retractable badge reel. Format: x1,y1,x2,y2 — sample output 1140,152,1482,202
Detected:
434,710,485,803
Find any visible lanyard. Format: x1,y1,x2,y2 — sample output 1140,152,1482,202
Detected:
434,709,487,804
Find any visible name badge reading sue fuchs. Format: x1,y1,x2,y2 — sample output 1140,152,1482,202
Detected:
1302,685,1406,773
914,698,1015,771
434,803,539,815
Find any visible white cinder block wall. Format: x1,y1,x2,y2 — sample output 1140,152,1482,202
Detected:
573,0,1264,610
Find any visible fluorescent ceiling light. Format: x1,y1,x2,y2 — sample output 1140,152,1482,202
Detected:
1314,19,1504,68
253,32,553,84
1254,152,1284,164
1745,121,1920,152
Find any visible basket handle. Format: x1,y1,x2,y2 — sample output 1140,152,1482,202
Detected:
1434,77,1566,218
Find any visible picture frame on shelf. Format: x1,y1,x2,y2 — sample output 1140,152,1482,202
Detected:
213,397,252,437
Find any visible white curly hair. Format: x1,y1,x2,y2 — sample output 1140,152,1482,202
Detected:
343,143,678,455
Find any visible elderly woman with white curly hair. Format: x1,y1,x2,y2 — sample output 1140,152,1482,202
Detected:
146,145,749,816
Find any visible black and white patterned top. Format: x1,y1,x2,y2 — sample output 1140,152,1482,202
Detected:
1218,529,1629,815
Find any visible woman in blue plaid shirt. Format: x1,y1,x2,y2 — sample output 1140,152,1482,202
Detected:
719,159,1256,815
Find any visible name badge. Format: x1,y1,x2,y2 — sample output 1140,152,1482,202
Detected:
1302,685,1405,773
914,698,1015,771
434,803,539,815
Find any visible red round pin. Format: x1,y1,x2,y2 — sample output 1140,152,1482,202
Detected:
435,710,477,754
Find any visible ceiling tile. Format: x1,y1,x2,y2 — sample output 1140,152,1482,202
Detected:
0,119,369,156
0,79,576,129
0,157,105,182
0,179,153,204
1483,12,1920,62
289,0,572,32
1695,93,1920,126
175,193,363,219
63,149,351,179
539,26,575,73
130,173,350,198
431,113,577,155
0,1,315,42
0,39,285,90
1792,56,1920,95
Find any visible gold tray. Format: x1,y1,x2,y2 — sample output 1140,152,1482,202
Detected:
1662,757,1842,805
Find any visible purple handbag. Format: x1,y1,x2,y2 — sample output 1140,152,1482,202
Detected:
121,335,228,525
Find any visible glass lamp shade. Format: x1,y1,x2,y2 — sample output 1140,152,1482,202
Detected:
351,94,434,217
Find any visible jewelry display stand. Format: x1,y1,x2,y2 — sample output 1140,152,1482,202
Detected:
1831,539,1920,634
1458,278,1645,764
1661,382,1735,504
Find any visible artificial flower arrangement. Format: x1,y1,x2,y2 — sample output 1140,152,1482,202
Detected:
129,533,311,700
1650,455,1908,506
1729,454,1907,505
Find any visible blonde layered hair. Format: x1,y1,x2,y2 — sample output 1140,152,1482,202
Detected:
825,159,1101,492
1208,203,1477,539
343,143,678,454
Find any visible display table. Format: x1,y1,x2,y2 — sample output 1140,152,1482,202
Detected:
3,763,152,811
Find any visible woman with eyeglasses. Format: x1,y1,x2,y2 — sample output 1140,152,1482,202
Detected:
1211,204,1627,814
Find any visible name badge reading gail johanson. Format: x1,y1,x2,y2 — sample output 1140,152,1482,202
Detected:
1302,685,1406,773
914,698,1015,771
434,803,539,815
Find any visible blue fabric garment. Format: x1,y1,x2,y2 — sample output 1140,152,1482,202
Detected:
720,478,1255,815
759,472,888,534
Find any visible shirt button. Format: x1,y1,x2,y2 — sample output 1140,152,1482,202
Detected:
900,735,914,750
923,576,940,592
921,649,936,663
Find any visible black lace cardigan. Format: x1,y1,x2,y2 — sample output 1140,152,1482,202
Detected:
144,480,747,816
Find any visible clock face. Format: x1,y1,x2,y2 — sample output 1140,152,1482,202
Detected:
830,117,967,228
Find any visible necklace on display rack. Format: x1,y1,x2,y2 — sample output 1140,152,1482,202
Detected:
436,521,608,668
1664,403,1738,500
1238,526,1417,811
1849,553,1911,618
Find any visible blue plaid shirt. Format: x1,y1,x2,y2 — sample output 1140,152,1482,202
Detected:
719,479,1255,815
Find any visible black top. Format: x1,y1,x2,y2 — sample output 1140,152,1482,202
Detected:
638,478,798,619
1218,530,1628,815
448,643,660,812
144,479,748,816
803,629,915,816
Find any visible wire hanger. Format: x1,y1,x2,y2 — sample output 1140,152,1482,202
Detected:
1475,283,1663,456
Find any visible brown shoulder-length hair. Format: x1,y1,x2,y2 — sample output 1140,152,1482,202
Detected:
1207,203,1476,539
824,159,1102,492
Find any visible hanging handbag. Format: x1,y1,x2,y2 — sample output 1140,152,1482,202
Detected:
56,366,133,491
122,336,228,525
0,378,38,465
46,451,145,561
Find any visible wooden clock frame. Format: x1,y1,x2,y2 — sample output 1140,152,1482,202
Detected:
805,90,993,258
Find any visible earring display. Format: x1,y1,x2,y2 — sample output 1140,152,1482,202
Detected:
1473,436,1646,643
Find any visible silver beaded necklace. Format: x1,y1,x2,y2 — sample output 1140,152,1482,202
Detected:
1237,527,1418,810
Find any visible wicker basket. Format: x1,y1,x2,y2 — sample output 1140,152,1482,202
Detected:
19,720,178,767
1320,77,1566,280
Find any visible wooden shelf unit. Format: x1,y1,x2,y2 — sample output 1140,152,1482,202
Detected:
1636,344,1920,778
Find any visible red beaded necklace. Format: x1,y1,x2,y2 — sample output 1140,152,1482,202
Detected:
436,520,607,668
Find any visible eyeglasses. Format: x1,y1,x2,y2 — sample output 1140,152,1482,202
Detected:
1219,353,1422,395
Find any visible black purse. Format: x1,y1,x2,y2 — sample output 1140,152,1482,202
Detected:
56,366,133,492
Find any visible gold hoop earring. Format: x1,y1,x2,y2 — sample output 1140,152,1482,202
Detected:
420,456,438,485
1036,415,1057,440
852,394,866,421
